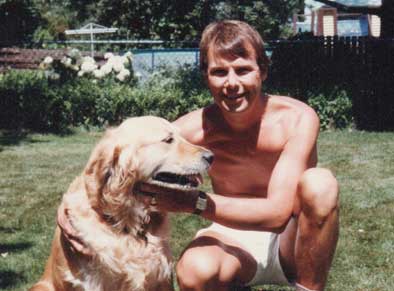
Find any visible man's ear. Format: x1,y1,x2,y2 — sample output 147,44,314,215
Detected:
202,71,209,86
260,68,268,82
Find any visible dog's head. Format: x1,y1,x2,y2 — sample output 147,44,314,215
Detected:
83,116,213,232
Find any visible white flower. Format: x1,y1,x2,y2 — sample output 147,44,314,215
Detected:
70,64,79,71
93,69,105,79
116,68,130,81
43,56,53,65
78,70,84,77
81,61,97,73
68,48,82,60
112,59,124,73
82,56,95,64
121,56,130,65
135,71,142,78
49,72,60,80
124,51,133,59
104,52,114,59
61,57,72,68
100,63,113,75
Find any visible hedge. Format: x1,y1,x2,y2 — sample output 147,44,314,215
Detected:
0,65,353,132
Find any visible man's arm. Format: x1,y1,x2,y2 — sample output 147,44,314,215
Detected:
139,107,319,233
202,108,319,232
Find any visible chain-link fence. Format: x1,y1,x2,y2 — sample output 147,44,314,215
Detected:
0,40,274,77
0,40,202,77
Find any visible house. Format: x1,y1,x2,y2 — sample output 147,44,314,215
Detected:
293,0,382,37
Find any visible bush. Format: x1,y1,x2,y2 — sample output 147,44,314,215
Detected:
0,70,70,132
0,63,354,133
0,64,212,132
307,88,354,130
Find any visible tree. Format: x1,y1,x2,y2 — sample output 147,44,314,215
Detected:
94,0,303,42
314,0,394,38
0,0,42,44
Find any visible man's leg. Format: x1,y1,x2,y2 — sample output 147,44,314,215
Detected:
280,168,339,291
176,232,257,291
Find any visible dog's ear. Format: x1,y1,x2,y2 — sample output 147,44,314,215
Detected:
105,145,137,196
84,141,138,209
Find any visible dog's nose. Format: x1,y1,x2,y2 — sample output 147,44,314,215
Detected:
202,151,214,166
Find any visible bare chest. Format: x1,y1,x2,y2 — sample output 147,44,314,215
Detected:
206,131,286,197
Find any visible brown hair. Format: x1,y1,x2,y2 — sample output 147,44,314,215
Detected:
199,20,270,75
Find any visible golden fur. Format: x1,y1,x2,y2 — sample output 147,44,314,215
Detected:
30,116,212,291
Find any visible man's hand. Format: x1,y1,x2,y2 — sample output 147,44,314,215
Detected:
134,182,198,213
57,203,93,256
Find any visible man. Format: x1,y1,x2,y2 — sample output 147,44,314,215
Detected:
61,20,339,291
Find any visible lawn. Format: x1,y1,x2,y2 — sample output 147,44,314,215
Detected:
0,129,393,291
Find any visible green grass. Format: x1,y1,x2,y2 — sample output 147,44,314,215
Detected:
0,130,393,291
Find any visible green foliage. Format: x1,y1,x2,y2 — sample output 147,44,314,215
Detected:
94,0,302,42
0,64,356,132
215,1,301,39
0,70,70,132
307,88,354,130
0,0,42,44
0,65,212,132
21,0,303,44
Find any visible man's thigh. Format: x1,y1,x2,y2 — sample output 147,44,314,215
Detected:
179,230,258,285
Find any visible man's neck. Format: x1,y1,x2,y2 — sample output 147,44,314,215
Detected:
221,94,268,132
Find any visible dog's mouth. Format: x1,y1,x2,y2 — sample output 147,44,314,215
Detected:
148,171,203,190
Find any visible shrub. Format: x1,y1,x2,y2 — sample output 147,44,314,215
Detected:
0,70,70,132
0,62,354,132
0,63,212,132
307,88,354,130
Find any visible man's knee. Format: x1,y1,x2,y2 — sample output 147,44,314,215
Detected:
176,246,221,289
298,168,339,223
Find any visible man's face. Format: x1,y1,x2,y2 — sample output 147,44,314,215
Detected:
206,45,266,114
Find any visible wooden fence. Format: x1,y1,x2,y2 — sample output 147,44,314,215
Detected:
1,37,393,130
268,36,394,130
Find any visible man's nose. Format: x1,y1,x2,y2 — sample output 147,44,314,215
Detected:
225,70,239,89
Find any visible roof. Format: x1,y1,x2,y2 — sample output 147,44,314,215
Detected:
334,0,381,6
305,0,381,12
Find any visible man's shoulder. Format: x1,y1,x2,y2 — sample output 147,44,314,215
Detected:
172,108,206,144
268,95,319,127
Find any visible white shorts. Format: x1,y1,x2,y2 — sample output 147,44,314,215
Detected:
196,223,292,287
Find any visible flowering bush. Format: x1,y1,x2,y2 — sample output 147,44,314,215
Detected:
39,49,136,84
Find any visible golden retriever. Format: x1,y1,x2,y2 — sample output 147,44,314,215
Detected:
30,116,213,291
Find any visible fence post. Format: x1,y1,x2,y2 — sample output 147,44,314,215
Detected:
195,50,199,67
151,49,155,70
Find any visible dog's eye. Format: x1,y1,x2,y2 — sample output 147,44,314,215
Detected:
162,136,174,144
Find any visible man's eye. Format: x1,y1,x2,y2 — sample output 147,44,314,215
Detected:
211,69,227,76
162,136,174,144
236,68,250,75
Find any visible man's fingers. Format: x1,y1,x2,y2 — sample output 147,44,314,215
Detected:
57,205,79,238
134,182,159,196
57,204,93,256
61,232,93,256
70,241,94,256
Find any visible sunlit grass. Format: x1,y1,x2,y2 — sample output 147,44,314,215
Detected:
0,130,393,290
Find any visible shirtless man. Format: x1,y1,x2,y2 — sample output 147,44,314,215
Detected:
61,20,339,291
